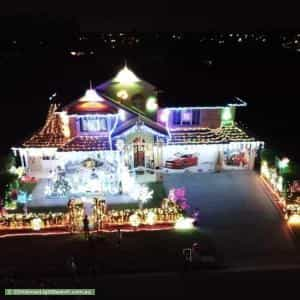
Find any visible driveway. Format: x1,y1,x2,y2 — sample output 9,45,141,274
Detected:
163,170,299,267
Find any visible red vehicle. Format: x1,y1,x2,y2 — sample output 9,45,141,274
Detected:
227,152,248,167
165,154,198,169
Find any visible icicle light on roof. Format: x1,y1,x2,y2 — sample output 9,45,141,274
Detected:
80,89,104,102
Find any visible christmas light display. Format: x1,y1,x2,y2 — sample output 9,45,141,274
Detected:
113,66,139,84
129,213,141,227
129,183,154,208
117,90,129,100
9,166,25,178
168,188,189,210
278,157,290,169
31,217,43,231
261,161,284,194
146,96,158,112
145,211,157,225
80,89,104,102
221,107,233,123
11,64,263,209
118,109,127,121
159,109,169,123
288,214,300,225
0,192,184,233
174,217,195,230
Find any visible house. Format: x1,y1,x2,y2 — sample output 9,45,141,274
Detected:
12,65,263,193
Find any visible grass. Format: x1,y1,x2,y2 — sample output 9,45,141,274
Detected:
105,181,167,211
0,228,211,279
145,181,167,207
11,181,167,213
12,204,68,214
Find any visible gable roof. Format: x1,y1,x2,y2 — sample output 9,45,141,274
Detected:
112,116,169,138
23,103,69,148
62,89,119,115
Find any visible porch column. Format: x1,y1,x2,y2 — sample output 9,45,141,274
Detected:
19,149,25,168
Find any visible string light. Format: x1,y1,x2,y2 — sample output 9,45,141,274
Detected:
31,218,44,231
146,96,158,112
113,66,139,84
117,90,129,100
174,217,195,230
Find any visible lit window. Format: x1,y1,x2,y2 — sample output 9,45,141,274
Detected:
80,117,107,132
182,110,192,125
172,111,181,125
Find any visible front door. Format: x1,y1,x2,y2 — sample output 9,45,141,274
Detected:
133,137,145,167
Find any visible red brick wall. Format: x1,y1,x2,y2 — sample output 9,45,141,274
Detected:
200,109,221,128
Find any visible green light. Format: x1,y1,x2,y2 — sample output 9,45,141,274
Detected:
278,158,289,169
222,107,232,122
146,96,158,112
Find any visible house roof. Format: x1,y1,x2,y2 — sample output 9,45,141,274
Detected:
66,101,118,115
23,104,69,148
97,66,157,92
112,116,169,138
158,93,247,108
63,89,119,115
58,136,110,152
167,125,255,145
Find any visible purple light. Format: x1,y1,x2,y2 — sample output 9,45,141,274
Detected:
159,109,169,123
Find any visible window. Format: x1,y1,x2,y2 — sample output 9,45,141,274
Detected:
172,110,181,125
182,110,192,125
80,117,107,132
172,109,200,126
192,110,201,125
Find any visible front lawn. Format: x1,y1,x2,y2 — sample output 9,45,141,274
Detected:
108,181,167,211
0,228,211,279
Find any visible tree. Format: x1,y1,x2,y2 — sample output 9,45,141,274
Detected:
260,148,277,167
0,153,18,204
0,153,16,172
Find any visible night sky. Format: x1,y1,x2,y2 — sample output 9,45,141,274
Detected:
1,6,300,163
1,3,300,30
